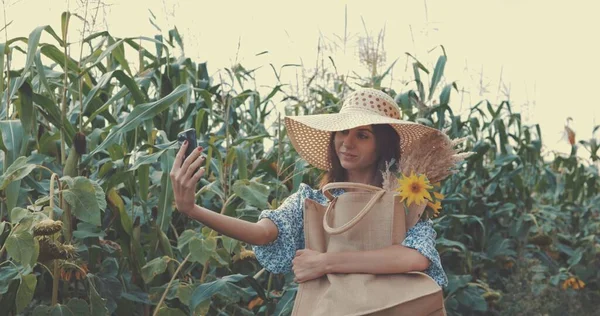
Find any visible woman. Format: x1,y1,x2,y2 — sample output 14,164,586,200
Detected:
170,88,449,288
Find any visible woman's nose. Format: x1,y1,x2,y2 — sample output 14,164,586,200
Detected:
342,136,355,148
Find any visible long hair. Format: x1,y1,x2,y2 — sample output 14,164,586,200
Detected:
318,124,400,188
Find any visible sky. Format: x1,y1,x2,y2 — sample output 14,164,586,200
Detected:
2,0,599,160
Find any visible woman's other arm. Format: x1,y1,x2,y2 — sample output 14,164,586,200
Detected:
292,246,428,282
293,220,447,287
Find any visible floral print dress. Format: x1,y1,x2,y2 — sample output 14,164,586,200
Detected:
252,183,448,287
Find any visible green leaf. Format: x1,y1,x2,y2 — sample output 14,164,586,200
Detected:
22,25,64,79
32,93,76,145
83,84,190,165
73,222,106,239
416,118,433,127
35,49,55,102
66,298,90,316
82,70,144,114
439,82,458,106
189,274,247,311
412,63,426,101
138,164,150,203
157,150,175,232
232,179,270,209
177,283,194,306
50,304,76,316
0,120,24,163
0,43,5,95
6,230,36,266
107,188,132,236
188,237,216,264
141,256,169,284
120,285,151,304
405,53,430,74
445,274,472,297
61,12,70,44
111,39,132,75
436,237,467,253
568,250,583,267
61,177,106,226
222,236,239,254
455,286,487,312
89,277,108,316
177,230,196,253
32,305,51,315
168,27,184,51
292,160,307,193
273,288,297,316
0,266,19,295
156,307,187,316
235,145,248,180
428,55,447,100
494,154,519,167
17,81,35,137
0,156,36,190
10,207,30,223
16,274,37,314
128,148,171,171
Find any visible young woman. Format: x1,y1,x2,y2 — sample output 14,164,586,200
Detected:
170,88,449,288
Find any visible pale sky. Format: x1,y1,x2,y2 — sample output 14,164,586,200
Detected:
3,0,599,159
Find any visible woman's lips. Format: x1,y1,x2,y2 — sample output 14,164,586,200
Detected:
340,152,357,159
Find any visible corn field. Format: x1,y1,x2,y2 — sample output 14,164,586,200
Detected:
0,12,598,316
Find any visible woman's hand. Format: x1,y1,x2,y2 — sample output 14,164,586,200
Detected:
292,249,327,283
170,141,205,215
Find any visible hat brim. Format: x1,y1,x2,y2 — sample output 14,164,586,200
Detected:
285,112,441,170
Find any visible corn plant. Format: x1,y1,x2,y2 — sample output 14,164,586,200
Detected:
0,12,598,316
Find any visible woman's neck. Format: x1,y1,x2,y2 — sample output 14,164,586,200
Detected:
345,168,377,185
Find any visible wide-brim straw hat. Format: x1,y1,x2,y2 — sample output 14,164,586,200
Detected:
284,88,448,171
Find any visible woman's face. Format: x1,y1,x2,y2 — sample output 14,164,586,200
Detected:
334,125,378,172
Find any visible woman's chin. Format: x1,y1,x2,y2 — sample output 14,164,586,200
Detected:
340,161,358,170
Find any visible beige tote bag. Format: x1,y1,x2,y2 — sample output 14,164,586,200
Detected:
291,182,446,316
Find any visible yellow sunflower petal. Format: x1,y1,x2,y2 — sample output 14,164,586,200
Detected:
417,174,433,189
423,190,432,201
433,192,445,200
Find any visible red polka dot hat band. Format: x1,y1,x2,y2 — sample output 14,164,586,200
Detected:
284,88,447,171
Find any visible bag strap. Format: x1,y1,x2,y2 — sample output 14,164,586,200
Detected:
322,182,383,201
322,188,386,235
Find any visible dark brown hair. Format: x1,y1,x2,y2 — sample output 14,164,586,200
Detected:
318,124,400,188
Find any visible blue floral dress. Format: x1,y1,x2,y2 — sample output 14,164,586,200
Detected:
252,183,448,287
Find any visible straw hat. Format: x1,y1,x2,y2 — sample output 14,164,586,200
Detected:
285,88,448,171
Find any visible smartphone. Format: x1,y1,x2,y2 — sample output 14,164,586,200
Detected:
177,128,198,160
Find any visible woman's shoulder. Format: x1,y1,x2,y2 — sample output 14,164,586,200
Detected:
295,183,345,205
296,183,322,198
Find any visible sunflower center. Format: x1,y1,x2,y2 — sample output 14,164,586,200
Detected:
410,183,422,193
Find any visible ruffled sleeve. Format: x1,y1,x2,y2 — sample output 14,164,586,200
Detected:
251,184,311,274
402,220,448,287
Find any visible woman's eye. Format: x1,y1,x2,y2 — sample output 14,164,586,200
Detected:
358,133,368,139
341,130,350,135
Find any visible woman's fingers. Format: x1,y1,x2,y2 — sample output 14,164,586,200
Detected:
171,140,188,175
186,165,205,188
183,147,205,184
193,167,206,181
180,145,201,174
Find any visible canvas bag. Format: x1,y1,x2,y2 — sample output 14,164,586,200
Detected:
291,182,446,316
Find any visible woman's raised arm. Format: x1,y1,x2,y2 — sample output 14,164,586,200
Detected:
169,141,278,246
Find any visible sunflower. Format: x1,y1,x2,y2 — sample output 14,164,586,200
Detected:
561,277,585,290
427,201,442,217
397,172,433,206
